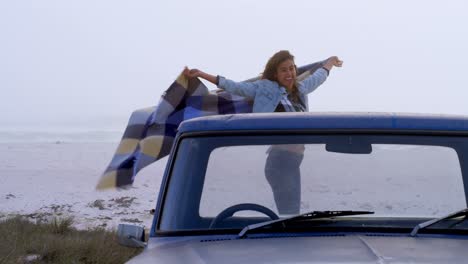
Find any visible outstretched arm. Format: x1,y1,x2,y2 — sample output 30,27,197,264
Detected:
322,56,343,71
183,66,258,98
183,67,218,84
299,56,343,94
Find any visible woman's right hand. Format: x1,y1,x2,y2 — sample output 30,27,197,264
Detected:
183,67,202,78
183,67,219,85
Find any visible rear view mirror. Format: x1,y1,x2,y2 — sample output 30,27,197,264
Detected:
117,224,147,248
326,137,372,154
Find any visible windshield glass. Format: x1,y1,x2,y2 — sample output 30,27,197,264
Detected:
159,134,468,232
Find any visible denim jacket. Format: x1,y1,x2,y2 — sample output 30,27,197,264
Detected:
217,68,328,113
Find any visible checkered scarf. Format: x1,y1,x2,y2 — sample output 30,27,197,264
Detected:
97,61,324,189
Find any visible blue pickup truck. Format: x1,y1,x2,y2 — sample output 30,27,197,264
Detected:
123,112,468,263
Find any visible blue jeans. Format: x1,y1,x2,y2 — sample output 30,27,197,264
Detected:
264,147,304,215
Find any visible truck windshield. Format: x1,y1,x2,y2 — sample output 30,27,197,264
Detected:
159,134,468,232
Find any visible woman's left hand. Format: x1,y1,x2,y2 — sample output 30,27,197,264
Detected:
328,56,343,67
323,56,343,71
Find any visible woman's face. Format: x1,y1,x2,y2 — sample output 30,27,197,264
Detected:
275,59,297,91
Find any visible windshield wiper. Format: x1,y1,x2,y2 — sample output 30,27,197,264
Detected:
410,208,468,237
238,210,374,238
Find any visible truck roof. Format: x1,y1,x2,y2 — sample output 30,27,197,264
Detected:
177,112,468,133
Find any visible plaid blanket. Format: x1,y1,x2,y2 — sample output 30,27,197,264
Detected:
97,61,324,189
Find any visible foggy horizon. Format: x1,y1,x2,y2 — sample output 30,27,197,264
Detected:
1,0,467,131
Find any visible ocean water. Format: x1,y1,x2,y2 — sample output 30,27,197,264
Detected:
0,128,123,143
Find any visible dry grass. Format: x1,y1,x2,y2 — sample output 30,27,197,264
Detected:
0,216,143,264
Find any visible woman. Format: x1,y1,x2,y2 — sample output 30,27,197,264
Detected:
184,50,342,214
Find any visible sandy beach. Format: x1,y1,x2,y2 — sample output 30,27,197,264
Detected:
0,138,167,230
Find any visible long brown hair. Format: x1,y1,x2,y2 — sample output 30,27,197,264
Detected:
262,50,298,94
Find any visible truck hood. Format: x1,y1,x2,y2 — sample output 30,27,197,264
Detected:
127,234,468,263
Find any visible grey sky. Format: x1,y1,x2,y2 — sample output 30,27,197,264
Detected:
1,0,467,130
